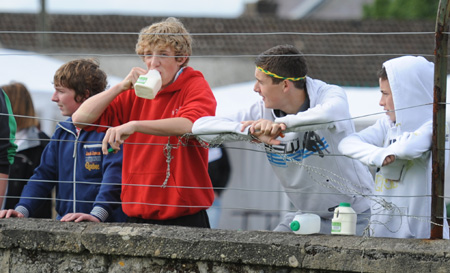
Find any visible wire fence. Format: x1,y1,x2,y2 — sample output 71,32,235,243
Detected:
0,27,448,236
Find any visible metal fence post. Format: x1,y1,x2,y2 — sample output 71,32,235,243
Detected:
431,0,450,239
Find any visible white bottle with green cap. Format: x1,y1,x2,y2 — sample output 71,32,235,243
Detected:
331,202,356,235
289,213,321,235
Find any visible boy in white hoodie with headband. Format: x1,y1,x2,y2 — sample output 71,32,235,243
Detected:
338,55,449,239
193,44,373,235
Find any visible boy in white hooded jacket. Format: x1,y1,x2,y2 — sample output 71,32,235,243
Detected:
338,56,449,239
193,45,373,234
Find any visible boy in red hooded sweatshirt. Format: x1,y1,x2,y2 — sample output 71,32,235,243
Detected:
73,17,216,228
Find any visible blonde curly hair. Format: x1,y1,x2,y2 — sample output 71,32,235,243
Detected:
135,17,192,67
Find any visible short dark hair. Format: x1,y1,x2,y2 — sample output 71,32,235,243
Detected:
377,66,388,80
53,59,107,103
254,44,307,89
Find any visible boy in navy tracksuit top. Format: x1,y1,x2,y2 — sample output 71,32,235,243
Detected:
0,59,125,222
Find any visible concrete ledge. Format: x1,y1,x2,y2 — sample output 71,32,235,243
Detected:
0,218,449,272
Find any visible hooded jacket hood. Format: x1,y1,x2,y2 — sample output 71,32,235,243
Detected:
383,56,434,132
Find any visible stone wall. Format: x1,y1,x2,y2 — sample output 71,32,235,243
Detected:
0,218,449,273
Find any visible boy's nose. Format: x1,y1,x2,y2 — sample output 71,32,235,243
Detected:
149,56,161,69
51,92,58,101
253,82,260,93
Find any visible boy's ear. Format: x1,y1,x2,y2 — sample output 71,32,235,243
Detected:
176,56,188,66
81,89,90,102
282,80,291,91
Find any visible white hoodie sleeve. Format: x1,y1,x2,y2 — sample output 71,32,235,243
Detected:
338,118,391,167
192,100,266,143
385,120,432,160
275,83,352,133
339,119,432,167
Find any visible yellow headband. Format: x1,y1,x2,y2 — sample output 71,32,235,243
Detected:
257,66,306,81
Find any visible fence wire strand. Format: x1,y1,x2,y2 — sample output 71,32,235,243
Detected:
0,29,448,233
